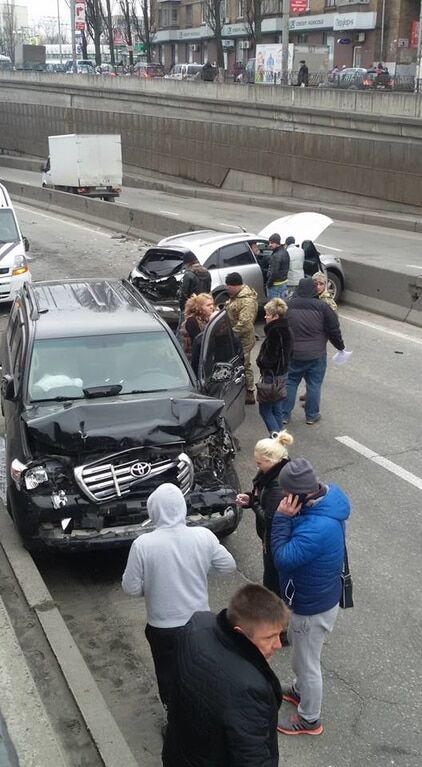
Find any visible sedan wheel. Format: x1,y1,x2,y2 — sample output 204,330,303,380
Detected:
326,271,342,301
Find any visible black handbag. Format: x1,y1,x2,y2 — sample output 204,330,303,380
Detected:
339,542,354,609
255,371,287,404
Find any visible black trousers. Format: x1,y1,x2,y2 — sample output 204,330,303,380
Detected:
145,623,186,708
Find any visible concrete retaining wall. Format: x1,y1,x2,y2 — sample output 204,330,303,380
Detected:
0,73,421,210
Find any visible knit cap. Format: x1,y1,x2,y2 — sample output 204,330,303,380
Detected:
278,458,319,494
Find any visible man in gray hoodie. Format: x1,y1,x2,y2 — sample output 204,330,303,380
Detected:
122,483,236,709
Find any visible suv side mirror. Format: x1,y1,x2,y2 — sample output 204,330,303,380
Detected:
23,237,30,252
2,374,15,401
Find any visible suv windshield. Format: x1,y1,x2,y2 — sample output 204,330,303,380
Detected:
0,209,19,242
28,332,191,401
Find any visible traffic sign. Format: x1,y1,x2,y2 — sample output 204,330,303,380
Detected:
290,0,308,13
75,1,86,32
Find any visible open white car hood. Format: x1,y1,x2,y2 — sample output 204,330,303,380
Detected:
258,212,333,244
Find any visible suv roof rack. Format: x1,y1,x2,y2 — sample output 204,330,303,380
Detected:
22,282,43,321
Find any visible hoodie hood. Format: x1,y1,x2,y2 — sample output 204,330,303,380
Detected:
147,482,187,528
295,277,318,299
190,263,210,277
304,484,350,523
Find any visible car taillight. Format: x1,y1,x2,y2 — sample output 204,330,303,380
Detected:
78,187,88,193
362,79,371,86
111,187,121,194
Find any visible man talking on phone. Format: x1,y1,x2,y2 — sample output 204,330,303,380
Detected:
271,458,351,736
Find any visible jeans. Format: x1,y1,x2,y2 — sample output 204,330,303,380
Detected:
282,354,327,422
267,283,288,300
258,375,287,433
145,623,186,708
288,605,338,722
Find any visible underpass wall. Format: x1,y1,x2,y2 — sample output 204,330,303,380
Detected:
0,73,421,209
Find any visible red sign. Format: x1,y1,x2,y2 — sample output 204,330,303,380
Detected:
290,0,308,13
410,20,419,48
75,1,86,32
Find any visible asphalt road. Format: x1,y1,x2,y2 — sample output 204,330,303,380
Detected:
1,166,422,277
1,203,422,767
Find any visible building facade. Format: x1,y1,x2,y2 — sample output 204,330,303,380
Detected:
152,0,421,75
0,2,28,32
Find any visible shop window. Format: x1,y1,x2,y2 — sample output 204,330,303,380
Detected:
262,0,282,13
237,0,245,17
171,7,178,24
325,0,336,6
186,4,193,26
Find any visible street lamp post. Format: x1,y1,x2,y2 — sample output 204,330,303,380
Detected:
415,2,422,94
57,0,63,64
281,0,290,85
70,0,77,73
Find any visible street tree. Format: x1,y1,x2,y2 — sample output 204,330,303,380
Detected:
86,0,105,64
119,0,134,66
203,0,225,69
131,0,156,64
102,0,116,65
244,0,263,45
1,0,17,63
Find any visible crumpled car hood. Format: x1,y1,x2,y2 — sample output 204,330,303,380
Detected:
22,394,225,456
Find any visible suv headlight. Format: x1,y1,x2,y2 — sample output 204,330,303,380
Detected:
12,255,29,277
24,466,49,490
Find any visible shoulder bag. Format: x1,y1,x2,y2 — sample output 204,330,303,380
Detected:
340,534,354,610
256,370,287,404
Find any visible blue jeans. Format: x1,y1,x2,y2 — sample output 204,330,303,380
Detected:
267,284,288,300
282,354,327,422
258,374,287,434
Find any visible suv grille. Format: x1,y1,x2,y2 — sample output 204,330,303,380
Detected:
74,450,193,503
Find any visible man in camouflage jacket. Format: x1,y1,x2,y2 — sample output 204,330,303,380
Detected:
225,272,258,404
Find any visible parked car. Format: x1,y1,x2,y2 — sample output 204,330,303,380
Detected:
64,59,95,72
0,183,31,303
1,279,245,551
133,62,165,79
96,63,119,77
165,63,206,81
129,212,345,328
320,67,392,91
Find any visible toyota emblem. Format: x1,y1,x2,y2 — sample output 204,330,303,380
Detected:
130,462,152,479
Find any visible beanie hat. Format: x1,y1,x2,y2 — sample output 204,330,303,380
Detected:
183,252,197,265
285,236,295,247
268,233,281,245
225,272,243,286
278,458,319,495
312,271,327,284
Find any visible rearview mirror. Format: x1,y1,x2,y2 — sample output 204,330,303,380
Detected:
2,374,15,401
23,237,30,252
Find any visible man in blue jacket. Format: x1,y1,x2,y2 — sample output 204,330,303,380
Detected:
271,457,351,736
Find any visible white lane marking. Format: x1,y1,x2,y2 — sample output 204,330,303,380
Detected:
406,264,422,269
14,204,110,237
336,436,422,491
338,312,422,346
315,242,343,252
159,210,180,216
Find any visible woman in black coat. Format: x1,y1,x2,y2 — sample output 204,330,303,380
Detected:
236,430,293,595
256,297,292,434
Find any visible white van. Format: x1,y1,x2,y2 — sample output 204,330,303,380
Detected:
164,63,204,81
0,183,31,302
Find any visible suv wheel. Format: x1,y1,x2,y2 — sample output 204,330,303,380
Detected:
326,270,342,302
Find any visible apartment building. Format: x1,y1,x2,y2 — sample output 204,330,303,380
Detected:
152,0,420,75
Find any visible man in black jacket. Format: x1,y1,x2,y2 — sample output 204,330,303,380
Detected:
282,277,345,425
179,253,212,312
266,233,290,299
162,584,289,767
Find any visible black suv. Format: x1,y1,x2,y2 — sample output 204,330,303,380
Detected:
1,279,245,550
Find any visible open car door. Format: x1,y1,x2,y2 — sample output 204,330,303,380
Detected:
197,310,245,434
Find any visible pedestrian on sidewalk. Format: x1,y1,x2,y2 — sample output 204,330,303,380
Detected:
266,233,289,300
272,458,351,736
256,297,292,433
281,277,345,425
236,430,293,595
162,583,289,767
225,271,258,404
121,483,236,710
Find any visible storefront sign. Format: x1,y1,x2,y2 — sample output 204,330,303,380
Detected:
289,11,376,33
410,20,419,48
75,1,86,32
290,0,308,14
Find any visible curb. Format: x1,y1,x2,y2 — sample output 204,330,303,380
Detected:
0,511,139,767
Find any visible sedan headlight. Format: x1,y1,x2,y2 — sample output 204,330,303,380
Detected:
24,466,49,490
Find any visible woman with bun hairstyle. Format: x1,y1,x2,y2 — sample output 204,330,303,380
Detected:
236,430,293,595
256,297,292,434
179,293,215,362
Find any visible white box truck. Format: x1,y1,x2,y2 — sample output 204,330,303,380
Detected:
42,134,122,201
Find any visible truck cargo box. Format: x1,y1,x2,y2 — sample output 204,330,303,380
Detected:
48,134,122,192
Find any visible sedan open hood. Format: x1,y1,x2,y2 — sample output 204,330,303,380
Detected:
258,212,333,244
23,395,225,455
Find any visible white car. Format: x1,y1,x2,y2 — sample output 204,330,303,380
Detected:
0,183,31,303
129,212,345,327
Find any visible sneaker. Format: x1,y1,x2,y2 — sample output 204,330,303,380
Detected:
281,686,300,706
282,417,290,425
277,713,324,736
245,390,256,405
306,415,321,425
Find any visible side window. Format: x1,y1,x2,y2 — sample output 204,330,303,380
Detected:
10,318,24,387
203,313,236,379
220,243,255,268
204,249,219,270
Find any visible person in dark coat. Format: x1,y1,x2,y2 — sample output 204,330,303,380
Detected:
297,60,309,86
236,430,293,595
281,277,345,425
179,253,211,312
266,233,289,299
162,583,289,767
256,296,292,433
201,61,215,82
